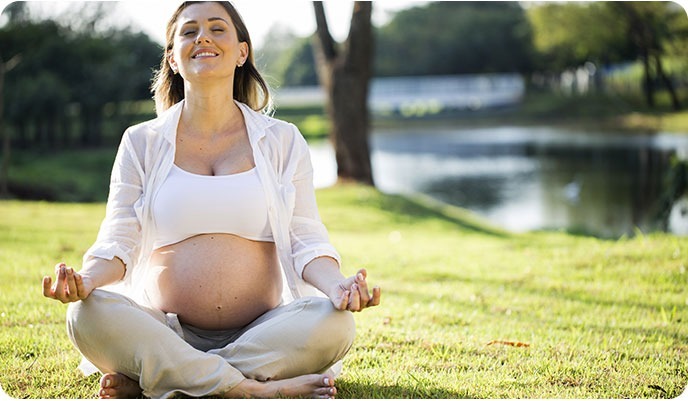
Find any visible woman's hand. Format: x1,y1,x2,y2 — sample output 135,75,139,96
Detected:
330,268,381,312
42,262,94,303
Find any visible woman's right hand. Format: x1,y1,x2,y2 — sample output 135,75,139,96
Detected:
42,262,94,303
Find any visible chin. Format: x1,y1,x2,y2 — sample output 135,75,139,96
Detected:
186,68,234,81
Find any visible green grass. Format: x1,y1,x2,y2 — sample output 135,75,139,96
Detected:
273,105,330,141
1,185,687,398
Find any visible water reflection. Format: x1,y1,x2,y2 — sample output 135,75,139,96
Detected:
310,126,688,237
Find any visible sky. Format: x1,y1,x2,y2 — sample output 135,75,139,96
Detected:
2,0,427,48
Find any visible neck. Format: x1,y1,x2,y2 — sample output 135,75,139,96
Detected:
181,78,241,138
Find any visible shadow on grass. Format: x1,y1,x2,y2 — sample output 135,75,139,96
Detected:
323,183,510,238
338,380,474,399
379,191,511,238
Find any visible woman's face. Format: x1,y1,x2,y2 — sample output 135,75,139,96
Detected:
168,2,248,82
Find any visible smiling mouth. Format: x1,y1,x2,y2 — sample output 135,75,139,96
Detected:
192,52,218,59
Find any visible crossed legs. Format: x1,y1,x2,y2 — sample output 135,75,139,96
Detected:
66,289,355,398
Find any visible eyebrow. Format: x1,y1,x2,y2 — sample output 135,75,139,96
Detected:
180,17,230,26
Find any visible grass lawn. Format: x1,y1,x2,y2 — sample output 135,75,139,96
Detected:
0,184,687,398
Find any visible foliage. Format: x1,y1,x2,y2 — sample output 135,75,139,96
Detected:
262,2,535,85
374,2,534,76
1,187,687,398
526,1,688,109
273,105,329,140
0,4,161,149
655,155,688,229
280,36,319,86
5,148,116,202
526,2,634,71
610,2,687,109
259,25,318,87
255,23,300,86
260,1,687,108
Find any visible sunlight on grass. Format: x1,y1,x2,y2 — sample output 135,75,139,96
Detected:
1,186,687,398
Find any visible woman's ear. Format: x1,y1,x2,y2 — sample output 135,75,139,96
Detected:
168,54,178,74
238,42,249,66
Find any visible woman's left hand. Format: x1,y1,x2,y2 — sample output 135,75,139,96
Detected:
331,268,381,312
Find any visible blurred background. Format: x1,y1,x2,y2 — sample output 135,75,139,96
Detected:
1,1,687,238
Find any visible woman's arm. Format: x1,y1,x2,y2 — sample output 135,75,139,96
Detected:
302,257,381,312
286,125,381,311
42,129,145,303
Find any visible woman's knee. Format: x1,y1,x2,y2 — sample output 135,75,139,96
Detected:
304,298,356,352
67,289,102,326
67,289,122,327
65,289,170,376
66,289,143,347
260,298,356,376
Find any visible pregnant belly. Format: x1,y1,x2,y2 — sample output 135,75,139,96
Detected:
145,234,283,330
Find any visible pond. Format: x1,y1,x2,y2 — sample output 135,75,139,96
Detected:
309,125,688,238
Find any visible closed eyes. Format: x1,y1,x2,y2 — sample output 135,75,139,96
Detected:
182,27,224,36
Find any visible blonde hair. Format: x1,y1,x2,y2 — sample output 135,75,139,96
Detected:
151,1,272,115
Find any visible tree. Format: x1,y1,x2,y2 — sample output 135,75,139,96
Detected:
375,2,534,76
2,2,29,23
612,2,683,110
257,24,301,86
281,37,319,86
527,1,686,109
312,2,374,185
527,2,633,72
0,4,161,149
0,3,24,197
261,32,319,87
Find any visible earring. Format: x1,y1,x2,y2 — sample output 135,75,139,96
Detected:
171,66,178,74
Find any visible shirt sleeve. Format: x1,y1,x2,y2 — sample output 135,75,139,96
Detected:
82,130,144,280
286,125,342,278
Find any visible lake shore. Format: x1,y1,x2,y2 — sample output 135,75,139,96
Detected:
372,91,688,135
275,91,688,143
2,91,687,204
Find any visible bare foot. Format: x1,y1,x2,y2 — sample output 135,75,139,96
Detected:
99,373,142,399
226,374,337,399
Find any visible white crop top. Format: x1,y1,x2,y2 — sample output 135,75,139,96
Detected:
152,164,273,249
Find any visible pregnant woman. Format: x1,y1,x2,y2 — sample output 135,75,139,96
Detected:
41,1,380,398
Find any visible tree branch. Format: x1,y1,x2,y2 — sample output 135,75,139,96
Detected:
344,2,372,72
0,53,22,74
6,54,22,72
312,2,337,62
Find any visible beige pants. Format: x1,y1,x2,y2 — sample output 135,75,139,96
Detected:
66,289,356,398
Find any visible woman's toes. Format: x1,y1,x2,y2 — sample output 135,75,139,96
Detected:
315,386,336,397
100,373,121,389
98,373,141,399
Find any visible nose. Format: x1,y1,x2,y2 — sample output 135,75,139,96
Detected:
194,29,211,44
195,36,211,44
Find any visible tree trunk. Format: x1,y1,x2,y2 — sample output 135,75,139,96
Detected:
616,2,682,110
312,1,374,186
641,49,654,108
0,53,21,198
654,53,681,111
0,63,9,197
80,105,103,147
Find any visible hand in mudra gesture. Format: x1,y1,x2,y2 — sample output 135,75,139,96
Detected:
42,263,94,303
331,268,381,312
